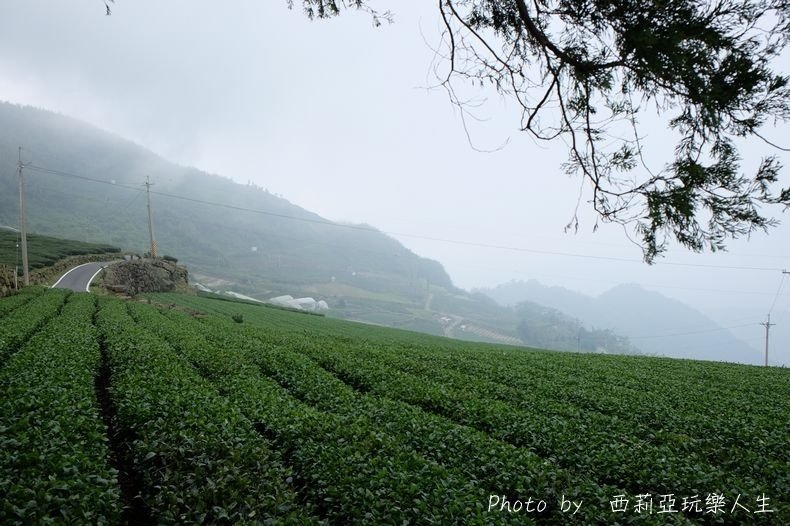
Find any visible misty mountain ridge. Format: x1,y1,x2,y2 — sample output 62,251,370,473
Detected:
0,101,451,302
0,101,660,355
481,280,762,364
1,101,533,342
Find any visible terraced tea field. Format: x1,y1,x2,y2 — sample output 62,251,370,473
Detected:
1,288,787,524
0,231,119,270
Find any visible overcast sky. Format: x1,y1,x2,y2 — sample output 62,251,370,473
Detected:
2,0,789,362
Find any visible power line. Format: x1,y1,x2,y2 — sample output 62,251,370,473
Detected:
11,144,790,258
119,191,143,211
768,271,788,315
18,160,790,357
24,163,787,274
189,222,790,301
761,271,788,367
760,314,775,367
771,272,790,329
26,164,140,188
629,322,760,340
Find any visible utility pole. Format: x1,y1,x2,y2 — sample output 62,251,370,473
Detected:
761,314,775,367
17,147,30,286
145,176,158,258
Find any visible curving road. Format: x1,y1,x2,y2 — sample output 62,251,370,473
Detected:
51,262,109,292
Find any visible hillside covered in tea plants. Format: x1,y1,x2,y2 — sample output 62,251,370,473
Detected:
0,288,787,524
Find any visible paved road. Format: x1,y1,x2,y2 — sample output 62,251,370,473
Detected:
52,262,108,292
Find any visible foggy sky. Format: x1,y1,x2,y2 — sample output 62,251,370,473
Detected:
1,0,788,363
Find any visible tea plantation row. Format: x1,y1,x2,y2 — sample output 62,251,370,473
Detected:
0,288,786,524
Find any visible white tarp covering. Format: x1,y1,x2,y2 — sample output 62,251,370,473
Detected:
269,295,330,311
294,297,317,310
269,295,303,310
224,291,265,303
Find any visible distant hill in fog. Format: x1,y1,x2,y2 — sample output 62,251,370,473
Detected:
481,280,761,364
0,101,713,355
0,102,538,342
0,102,451,303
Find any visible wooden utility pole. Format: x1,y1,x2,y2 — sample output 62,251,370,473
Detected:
17,147,29,286
145,176,158,258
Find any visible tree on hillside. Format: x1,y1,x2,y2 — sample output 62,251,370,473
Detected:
290,0,789,261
